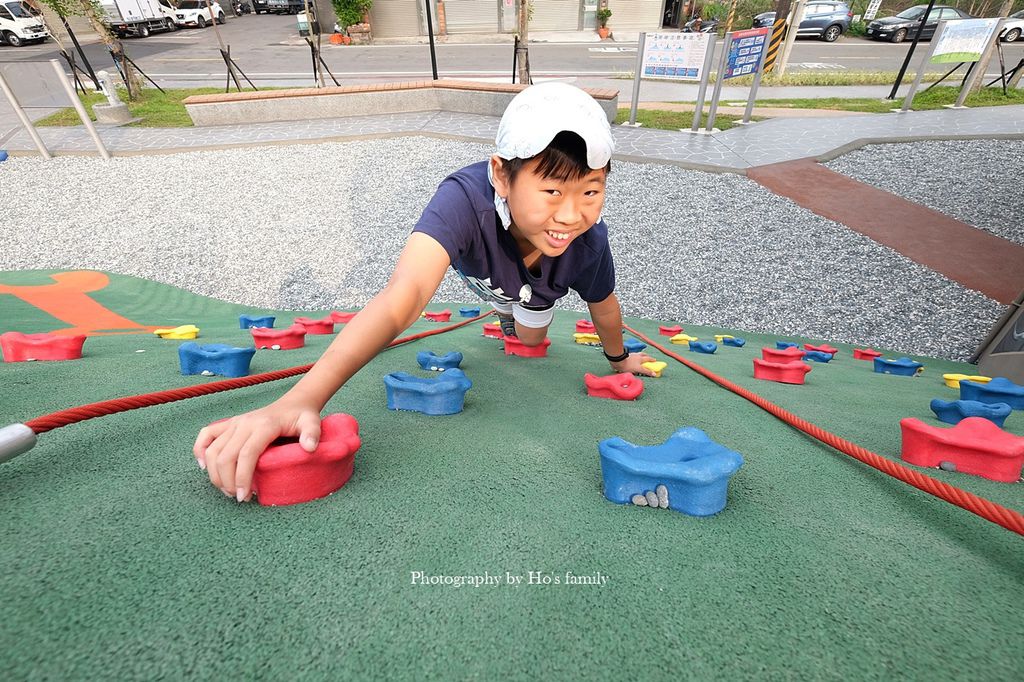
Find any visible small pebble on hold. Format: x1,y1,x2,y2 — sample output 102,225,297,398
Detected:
656,484,669,509
939,461,957,472
136,350,145,353
645,491,659,507
271,344,281,350
632,494,648,506
26,358,36,362
200,370,215,376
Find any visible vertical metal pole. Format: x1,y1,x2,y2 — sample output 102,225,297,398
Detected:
901,21,944,112
887,0,938,99
50,59,110,160
690,34,717,132
955,18,1005,107
705,31,733,132
742,32,771,124
425,0,438,80
0,70,51,159
627,32,647,126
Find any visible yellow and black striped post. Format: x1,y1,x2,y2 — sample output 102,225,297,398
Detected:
724,0,738,33
762,0,792,72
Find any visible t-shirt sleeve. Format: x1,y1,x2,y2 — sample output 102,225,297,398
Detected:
570,225,616,303
411,178,480,266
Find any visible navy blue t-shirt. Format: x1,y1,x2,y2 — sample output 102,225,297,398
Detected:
412,161,615,311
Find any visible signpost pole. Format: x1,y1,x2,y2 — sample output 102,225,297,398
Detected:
626,32,647,126
689,34,717,133
741,31,771,124
705,32,734,132
900,21,944,112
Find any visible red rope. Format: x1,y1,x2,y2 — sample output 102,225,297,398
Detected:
625,325,1024,536
25,312,492,434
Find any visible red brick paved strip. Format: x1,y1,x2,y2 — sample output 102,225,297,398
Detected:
747,159,1024,304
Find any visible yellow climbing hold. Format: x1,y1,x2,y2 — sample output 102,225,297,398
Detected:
714,334,735,343
573,333,602,346
153,324,200,340
942,373,993,389
642,361,667,377
669,333,698,344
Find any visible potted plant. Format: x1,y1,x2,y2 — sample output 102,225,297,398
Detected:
596,8,612,39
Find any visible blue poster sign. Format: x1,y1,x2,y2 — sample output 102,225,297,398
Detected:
724,28,770,79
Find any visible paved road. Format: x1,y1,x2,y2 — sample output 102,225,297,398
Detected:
2,15,1022,86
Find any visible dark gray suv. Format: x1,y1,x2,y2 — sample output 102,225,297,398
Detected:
753,1,853,42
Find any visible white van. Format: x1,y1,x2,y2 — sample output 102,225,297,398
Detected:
0,1,49,47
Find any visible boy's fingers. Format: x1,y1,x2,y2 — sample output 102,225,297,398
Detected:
203,424,235,491
296,412,322,452
216,428,251,497
234,433,274,502
193,422,228,468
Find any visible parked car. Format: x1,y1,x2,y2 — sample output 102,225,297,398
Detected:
0,0,48,46
1000,9,1023,42
866,5,973,43
252,0,305,14
753,1,853,42
175,0,226,27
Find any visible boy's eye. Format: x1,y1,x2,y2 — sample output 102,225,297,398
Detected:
584,190,601,197
543,190,561,196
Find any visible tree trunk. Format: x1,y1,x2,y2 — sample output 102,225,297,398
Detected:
77,0,142,100
970,0,1014,93
516,0,530,85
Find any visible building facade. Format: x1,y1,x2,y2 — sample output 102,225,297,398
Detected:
369,1,666,38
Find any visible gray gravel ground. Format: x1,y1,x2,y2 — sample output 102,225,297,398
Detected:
1,137,1006,361
826,139,1024,246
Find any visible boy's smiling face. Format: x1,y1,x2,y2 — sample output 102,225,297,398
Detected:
490,155,608,259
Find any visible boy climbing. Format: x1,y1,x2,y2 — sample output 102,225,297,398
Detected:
194,82,657,502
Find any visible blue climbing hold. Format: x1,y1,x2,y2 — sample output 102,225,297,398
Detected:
0,150,8,163
178,342,256,378
383,368,472,416
416,350,464,372
722,337,746,348
599,427,744,517
239,314,276,329
624,338,647,354
960,377,1024,410
803,350,833,363
930,398,1011,427
873,357,923,376
689,340,717,354
776,341,799,350
459,306,481,318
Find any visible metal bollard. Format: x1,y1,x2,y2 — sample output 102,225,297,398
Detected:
0,423,37,464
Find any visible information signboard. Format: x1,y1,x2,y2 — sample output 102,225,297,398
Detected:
724,27,770,79
640,32,713,81
931,18,1001,63
863,0,883,21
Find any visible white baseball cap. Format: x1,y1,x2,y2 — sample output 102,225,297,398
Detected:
494,82,615,169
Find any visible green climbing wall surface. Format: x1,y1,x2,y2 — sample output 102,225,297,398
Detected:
1,270,1021,679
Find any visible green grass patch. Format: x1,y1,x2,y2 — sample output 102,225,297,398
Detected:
751,86,1024,113
35,87,271,128
614,108,761,131
614,70,949,86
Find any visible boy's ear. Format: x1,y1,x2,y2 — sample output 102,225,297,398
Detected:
490,155,510,198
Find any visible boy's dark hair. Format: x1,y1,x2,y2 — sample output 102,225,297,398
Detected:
501,131,612,185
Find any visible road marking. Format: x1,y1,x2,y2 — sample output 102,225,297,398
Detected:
791,62,847,69
153,57,223,61
588,47,636,53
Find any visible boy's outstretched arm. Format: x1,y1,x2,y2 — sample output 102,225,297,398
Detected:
193,232,452,502
588,292,658,376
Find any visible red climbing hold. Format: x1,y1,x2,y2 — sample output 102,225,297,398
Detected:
853,348,883,361
251,323,306,350
252,413,362,506
900,417,1024,483
0,332,87,362
576,320,596,333
293,316,336,335
482,322,503,339
753,358,812,385
761,346,806,363
584,372,645,401
330,311,357,324
659,325,683,336
424,309,452,322
503,335,551,358
804,343,838,357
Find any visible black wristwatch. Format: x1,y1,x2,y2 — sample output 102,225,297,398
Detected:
603,349,630,363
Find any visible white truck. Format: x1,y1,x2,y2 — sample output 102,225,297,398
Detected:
101,0,178,38
0,1,50,47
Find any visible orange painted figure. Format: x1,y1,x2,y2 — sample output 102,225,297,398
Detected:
0,271,163,337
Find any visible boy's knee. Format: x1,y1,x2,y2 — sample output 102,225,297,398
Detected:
516,326,549,347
